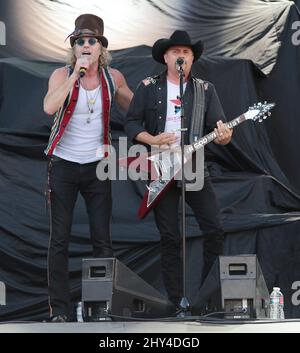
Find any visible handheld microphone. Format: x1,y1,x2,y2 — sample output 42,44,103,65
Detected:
79,53,90,78
79,67,87,78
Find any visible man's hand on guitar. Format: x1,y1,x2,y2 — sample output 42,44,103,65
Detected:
152,132,178,148
214,120,233,145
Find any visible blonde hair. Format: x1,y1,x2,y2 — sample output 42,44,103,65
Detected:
66,44,112,69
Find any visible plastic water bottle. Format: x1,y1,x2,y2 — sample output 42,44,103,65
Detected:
269,287,284,320
76,301,84,322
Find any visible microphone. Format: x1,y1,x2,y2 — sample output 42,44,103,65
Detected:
79,53,90,78
79,67,87,78
176,57,185,66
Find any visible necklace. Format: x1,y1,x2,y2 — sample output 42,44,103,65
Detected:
85,86,100,123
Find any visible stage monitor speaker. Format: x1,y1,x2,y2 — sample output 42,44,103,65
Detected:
219,255,269,318
192,255,269,319
0,281,5,305
81,257,174,321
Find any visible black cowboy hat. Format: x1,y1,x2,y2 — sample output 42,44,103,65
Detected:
67,14,108,48
152,30,203,64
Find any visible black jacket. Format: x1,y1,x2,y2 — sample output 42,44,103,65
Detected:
125,70,226,145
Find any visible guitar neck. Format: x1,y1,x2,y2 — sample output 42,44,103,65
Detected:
192,114,246,151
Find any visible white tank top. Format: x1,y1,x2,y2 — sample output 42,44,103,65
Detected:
53,84,104,163
164,80,187,148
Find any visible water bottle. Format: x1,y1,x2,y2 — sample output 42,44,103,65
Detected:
269,287,284,320
76,301,84,322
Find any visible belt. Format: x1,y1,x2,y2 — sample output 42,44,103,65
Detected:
50,155,63,162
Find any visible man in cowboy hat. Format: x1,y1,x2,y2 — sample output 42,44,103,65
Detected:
125,30,232,312
43,14,133,322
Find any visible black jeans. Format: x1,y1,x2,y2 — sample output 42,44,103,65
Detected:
153,177,224,306
47,157,113,317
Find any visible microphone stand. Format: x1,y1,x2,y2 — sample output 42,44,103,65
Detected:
177,63,191,317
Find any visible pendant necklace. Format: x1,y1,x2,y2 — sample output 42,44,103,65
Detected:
85,86,100,124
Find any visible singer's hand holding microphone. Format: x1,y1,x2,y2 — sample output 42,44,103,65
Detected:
76,54,91,78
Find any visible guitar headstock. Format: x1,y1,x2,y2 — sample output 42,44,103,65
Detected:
244,101,275,122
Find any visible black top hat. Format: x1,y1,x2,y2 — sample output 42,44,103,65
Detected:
152,30,203,64
67,14,108,48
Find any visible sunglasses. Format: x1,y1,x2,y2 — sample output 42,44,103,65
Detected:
75,38,99,46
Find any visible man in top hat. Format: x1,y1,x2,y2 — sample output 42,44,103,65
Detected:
43,14,133,322
125,30,232,312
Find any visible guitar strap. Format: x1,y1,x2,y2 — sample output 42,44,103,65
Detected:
189,77,205,143
185,78,206,189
